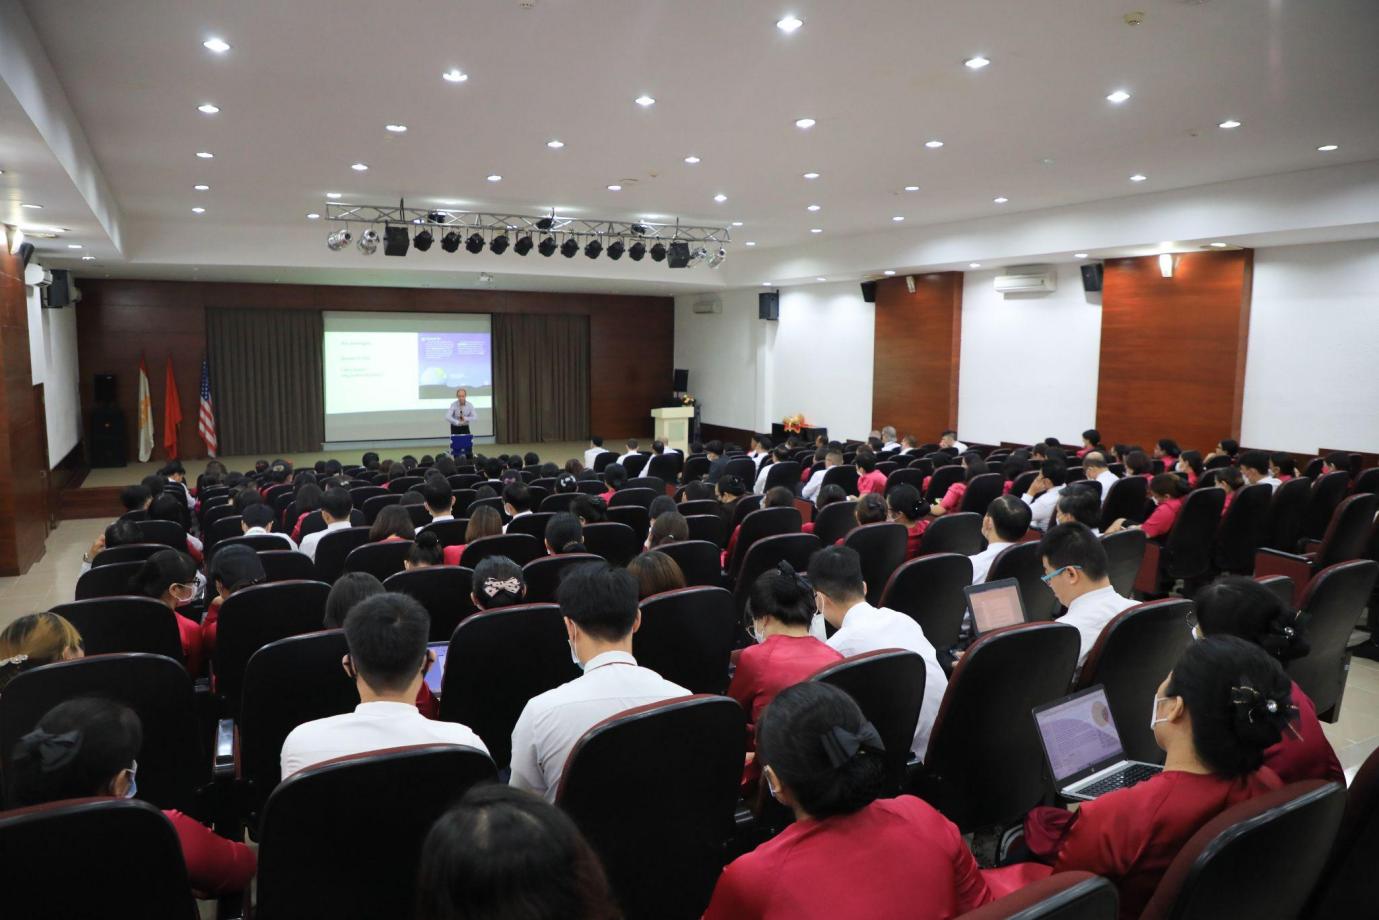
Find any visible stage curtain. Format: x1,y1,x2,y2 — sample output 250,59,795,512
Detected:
206,308,325,454
493,313,590,442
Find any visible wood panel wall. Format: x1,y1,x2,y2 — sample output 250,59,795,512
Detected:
871,273,963,439
1097,250,1253,453
0,245,50,574
75,280,674,461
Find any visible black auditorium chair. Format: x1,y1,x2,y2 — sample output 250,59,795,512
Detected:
1155,486,1225,594
879,553,973,650
1099,529,1147,601
439,603,580,769
506,511,554,542
1213,483,1273,574
458,532,544,568
348,485,389,509
362,493,401,524
1099,476,1149,532
886,468,926,493
1254,574,1296,611
74,561,147,600
724,457,757,485
678,499,723,518
925,465,966,505
468,496,508,520
1008,470,1039,499
762,461,801,493
582,522,641,566
656,540,724,587
418,517,468,547
592,451,619,473
921,512,984,557
387,475,424,494
1306,745,1379,917
820,465,860,496
732,534,822,618
959,472,1005,515
0,799,196,918
1286,560,1378,722
557,696,744,920
607,505,651,544
1354,467,1379,496
255,745,496,920
684,514,728,548
210,534,292,560
206,515,245,547
574,480,607,496
213,580,332,717
1074,599,1193,764
383,566,476,641
89,542,167,567
810,499,859,548
681,454,710,482
727,494,764,531
610,487,659,509
646,452,682,483
622,454,650,478
522,553,602,603
1302,470,1353,543
258,549,317,582
1264,476,1312,553
812,650,926,796
344,539,413,581
1254,492,1379,606
626,475,667,494
914,621,1081,832
51,597,184,662
957,872,1118,920
137,519,189,550
633,586,737,694
0,653,204,814
312,526,372,583
726,506,802,582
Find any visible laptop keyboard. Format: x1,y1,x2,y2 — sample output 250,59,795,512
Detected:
1077,763,1160,797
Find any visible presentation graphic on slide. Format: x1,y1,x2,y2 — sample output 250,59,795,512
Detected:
418,332,492,398
1039,693,1123,781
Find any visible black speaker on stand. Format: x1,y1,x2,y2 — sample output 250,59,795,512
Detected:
90,373,126,468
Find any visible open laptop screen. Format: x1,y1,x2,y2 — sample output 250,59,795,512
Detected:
964,578,1027,635
1034,686,1126,784
425,642,449,695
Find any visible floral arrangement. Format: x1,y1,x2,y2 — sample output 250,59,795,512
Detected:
680,393,697,406
783,414,807,433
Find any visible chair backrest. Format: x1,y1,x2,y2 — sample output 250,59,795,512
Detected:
684,513,728,548
656,539,725,588
207,515,245,545
256,745,496,920
73,561,149,601
1009,469,1039,499
921,512,984,557
0,653,203,812
879,553,973,650
312,525,372,583
1307,744,1379,917
214,580,333,716
727,493,764,530
418,518,469,547
621,453,650,477
538,491,580,513
1266,476,1313,552
678,498,722,517
343,539,413,581
557,696,744,920
1303,470,1354,543
956,871,1119,920
606,505,651,544
960,472,1006,515
724,457,757,485
646,452,683,483
1353,467,1379,496
382,566,476,641
1139,780,1345,920
1316,492,1379,568
1289,559,1379,721
988,540,1061,622
89,542,167,567
886,467,927,493
843,522,910,605
582,521,641,566
610,486,659,509
0,798,195,917
763,460,802,493
634,586,737,693
1163,487,1226,580
361,492,401,524
387,475,424,493
681,454,711,481
921,621,1081,830
811,649,926,794
1214,483,1273,573
1075,599,1192,764
504,511,553,543
1099,529,1148,600
348,484,389,508
727,506,802,579
135,519,188,550
438,603,581,768
1254,573,1296,610
1099,476,1150,531
460,532,544,568
522,553,604,603
209,534,291,562
51,595,185,663
731,533,822,617
810,499,859,547
257,549,316,582
820,464,860,495
925,464,966,504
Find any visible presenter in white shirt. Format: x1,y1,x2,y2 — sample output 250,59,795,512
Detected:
1038,523,1138,669
280,593,488,778
510,561,690,801
446,388,478,457
1021,459,1068,532
967,495,1032,584
298,488,355,561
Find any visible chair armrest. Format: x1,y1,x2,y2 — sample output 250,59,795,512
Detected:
1300,539,1323,554
213,718,236,779
1253,549,1313,607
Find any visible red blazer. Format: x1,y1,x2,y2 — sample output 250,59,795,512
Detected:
938,482,967,513
442,544,467,566
173,608,205,677
166,810,256,896
856,470,887,495
1265,681,1344,784
727,634,841,763
905,519,931,560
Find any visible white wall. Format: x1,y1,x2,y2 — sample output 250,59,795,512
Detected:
26,277,82,466
673,289,761,433
958,262,1103,446
1244,239,1379,453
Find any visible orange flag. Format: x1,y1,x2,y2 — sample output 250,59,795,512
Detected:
163,357,183,459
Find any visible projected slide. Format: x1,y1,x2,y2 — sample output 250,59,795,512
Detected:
323,311,494,442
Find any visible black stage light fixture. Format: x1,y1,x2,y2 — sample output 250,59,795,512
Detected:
538,235,558,257
606,240,625,260
536,217,555,231
490,234,510,254
584,239,603,259
560,237,579,258
667,241,692,268
465,232,485,254
441,230,462,253
628,241,646,261
650,242,667,262
426,210,449,224
413,229,434,252
384,225,410,256
513,235,534,256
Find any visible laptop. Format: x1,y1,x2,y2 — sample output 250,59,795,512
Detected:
1033,685,1162,801
963,578,1028,636
424,642,449,696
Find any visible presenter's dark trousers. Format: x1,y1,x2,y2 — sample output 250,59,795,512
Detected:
450,424,472,458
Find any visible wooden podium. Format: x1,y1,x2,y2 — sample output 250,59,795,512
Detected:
651,406,695,455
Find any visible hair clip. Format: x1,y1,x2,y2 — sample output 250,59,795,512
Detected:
17,728,83,771
0,653,29,669
482,576,521,598
818,721,885,769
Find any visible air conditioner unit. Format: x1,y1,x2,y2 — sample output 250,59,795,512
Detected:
24,263,51,287
994,264,1057,295
690,295,722,314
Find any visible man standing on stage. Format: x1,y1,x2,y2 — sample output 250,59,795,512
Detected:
447,388,478,456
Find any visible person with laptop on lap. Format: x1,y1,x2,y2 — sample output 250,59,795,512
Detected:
1038,523,1137,669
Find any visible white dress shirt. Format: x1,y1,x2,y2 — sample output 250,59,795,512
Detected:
1094,469,1120,504
967,540,1012,585
826,602,949,760
168,479,196,511
752,462,773,495
801,467,831,502
446,400,478,426
509,650,690,801
427,513,455,524
950,440,969,453
584,446,606,468
244,525,297,551
502,509,532,534
299,519,352,561
1257,475,1282,491
280,700,489,779
1022,484,1065,532
1059,584,1139,668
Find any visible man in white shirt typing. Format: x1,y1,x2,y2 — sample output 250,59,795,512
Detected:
1039,523,1137,669
967,495,1032,584
239,503,297,550
298,487,355,561
1021,459,1067,532
510,561,690,801
280,593,487,778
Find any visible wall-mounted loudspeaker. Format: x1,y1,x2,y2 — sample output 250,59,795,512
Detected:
860,281,878,303
672,368,689,392
758,291,779,321
1080,263,1104,293
94,373,117,404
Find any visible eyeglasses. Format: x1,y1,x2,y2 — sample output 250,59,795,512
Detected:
1040,565,1081,584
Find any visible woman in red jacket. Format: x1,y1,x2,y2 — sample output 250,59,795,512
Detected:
1105,472,1189,542
127,550,206,677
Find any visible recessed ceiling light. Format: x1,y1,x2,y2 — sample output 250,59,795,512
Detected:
203,37,230,54
969,262,982,268
197,103,220,114
964,56,990,69
883,270,896,275
1218,119,1242,129
1106,90,1131,104
326,192,342,199
635,95,656,107
196,151,214,158
810,228,822,234
606,184,622,191
1129,173,1147,182
745,241,756,246
193,184,209,191
1210,242,1228,248
795,117,816,128
713,193,727,203
816,276,827,282
351,162,368,171
902,186,920,193
924,140,944,149
776,16,803,33
1074,252,1089,259
993,196,1009,204
306,212,321,219
443,69,468,83
684,155,701,164
762,282,772,286
21,203,43,209
891,215,906,222
803,171,820,179
806,204,821,211
66,243,82,249
487,174,502,182
1317,144,1339,152
192,207,206,214
547,140,565,148
385,124,408,133
81,255,95,261
731,221,744,227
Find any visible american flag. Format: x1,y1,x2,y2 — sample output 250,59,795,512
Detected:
197,357,218,457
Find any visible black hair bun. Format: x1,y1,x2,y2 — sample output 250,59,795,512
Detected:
416,530,440,548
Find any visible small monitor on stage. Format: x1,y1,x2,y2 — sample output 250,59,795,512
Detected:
673,368,689,392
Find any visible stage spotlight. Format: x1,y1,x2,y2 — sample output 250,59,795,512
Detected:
413,229,434,251
708,247,727,268
384,225,410,256
650,242,667,262
441,230,462,253
630,223,649,236
326,229,352,251
490,234,510,254
667,241,691,267
357,229,380,255
426,210,449,224
536,217,555,231
561,237,579,258
628,241,646,261
538,236,558,257
585,239,603,259
607,240,625,260
465,232,485,254
513,235,534,256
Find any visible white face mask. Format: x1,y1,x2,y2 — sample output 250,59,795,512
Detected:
1149,696,1172,732
568,639,584,671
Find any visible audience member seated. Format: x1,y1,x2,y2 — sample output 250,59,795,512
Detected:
0,612,84,692
1079,451,1115,500
546,511,588,554
1269,451,1298,483
128,550,206,675
1216,466,1245,515
1154,438,1181,470
938,430,969,453
648,494,677,521
646,511,688,550
703,440,728,484
417,784,617,920
323,572,386,628
801,448,843,502
626,550,687,600
369,505,416,543
753,446,791,494
988,637,1292,918
79,519,144,575
714,475,748,527
855,452,886,495
724,486,795,563
1238,450,1281,490
280,593,486,778
1191,577,1343,783
1039,524,1137,668
442,505,504,567
509,561,690,801
288,483,325,543
571,494,608,526
1077,428,1102,459
161,460,197,512
1021,459,1068,532
148,493,202,564
299,487,355,561
704,682,992,919
803,484,848,535
885,485,929,560
1106,473,1190,541
1123,449,1153,479
969,495,1033,584
808,546,947,759
240,502,296,550
1055,486,1103,534
555,471,580,493
1320,451,1349,476
503,482,535,531
405,531,445,570
201,545,267,654
119,483,152,516
10,698,256,896
583,436,606,469
422,480,456,522
931,452,988,517
471,556,528,610
1203,438,1240,465
1177,450,1205,487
